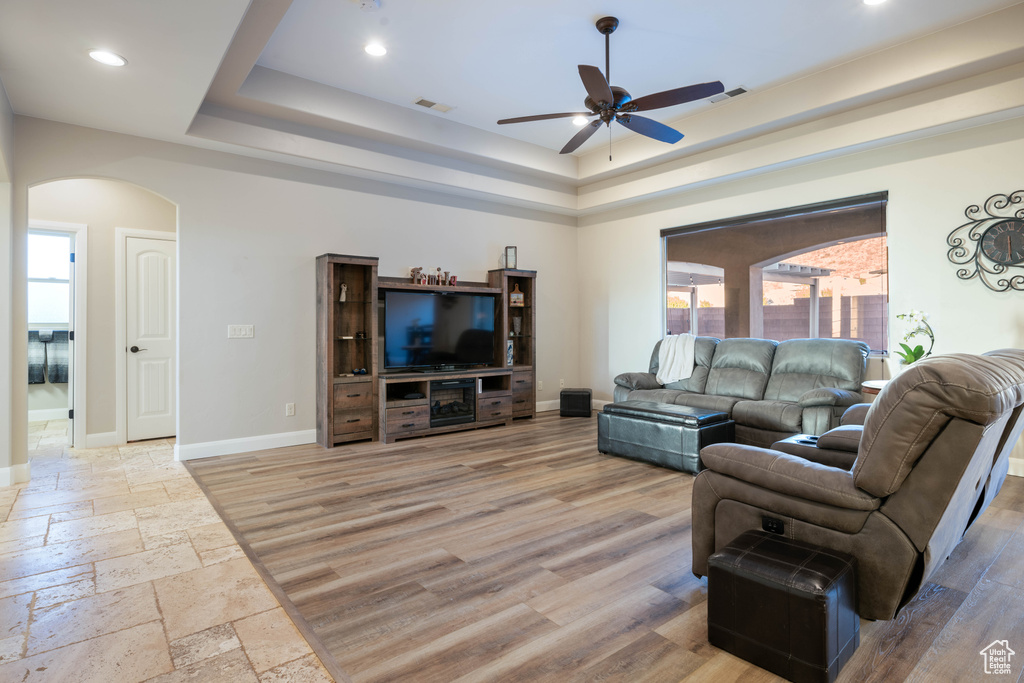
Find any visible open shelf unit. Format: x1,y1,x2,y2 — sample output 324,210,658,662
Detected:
489,268,537,419
316,254,378,447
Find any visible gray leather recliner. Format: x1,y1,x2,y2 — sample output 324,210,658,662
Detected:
691,349,1024,620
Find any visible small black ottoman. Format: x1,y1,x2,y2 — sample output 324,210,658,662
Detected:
560,388,592,417
708,530,859,683
597,400,734,473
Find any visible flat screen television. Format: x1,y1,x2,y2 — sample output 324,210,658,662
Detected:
383,290,496,370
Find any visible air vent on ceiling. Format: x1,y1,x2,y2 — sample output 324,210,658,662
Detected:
708,86,749,103
414,98,453,113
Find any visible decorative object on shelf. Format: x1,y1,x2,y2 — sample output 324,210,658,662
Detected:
947,190,1024,291
436,267,443,285
443,271,450,286
505,246,517,269
894,310,935,366
510,283,525,307
410,267,423,284
512,317,522,336
339,283,347,302
449,275,457,286
506,339,514,366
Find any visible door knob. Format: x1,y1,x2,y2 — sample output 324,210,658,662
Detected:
129,346,147,353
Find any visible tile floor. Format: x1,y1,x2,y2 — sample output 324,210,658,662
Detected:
0,420,334,682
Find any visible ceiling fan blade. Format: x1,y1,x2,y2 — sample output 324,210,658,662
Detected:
629,81,725,112
615,114,683,144
497,112,594,125
578,65,613,107
560,120,602,154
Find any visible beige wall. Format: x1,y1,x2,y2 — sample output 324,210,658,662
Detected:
0,80,13,477
28,180,177,434
578,116,1024,466
12,118,580,456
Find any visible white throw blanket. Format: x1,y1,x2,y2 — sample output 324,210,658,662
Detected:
656,334,697,385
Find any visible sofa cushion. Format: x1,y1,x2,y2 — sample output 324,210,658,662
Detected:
763,338,869,402
732,399,803,433
650,337,719,394
672,393,744,414
626,389,694,404
703,338,778,400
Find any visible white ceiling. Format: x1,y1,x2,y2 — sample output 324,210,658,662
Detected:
256,0,1020,152
1,0,1022,214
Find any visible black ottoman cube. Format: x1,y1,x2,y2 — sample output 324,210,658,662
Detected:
708,530,859,683
560,388,592,417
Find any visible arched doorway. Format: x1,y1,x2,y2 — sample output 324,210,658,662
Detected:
27,178,177,448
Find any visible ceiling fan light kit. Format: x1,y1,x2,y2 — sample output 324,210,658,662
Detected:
497,16,724,156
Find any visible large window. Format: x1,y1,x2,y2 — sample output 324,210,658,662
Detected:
663,194,888,353
28,232,71,324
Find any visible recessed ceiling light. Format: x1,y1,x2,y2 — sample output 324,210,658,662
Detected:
863,0,887,5
364,43,387,57
572,116,589,126
88,50,127,67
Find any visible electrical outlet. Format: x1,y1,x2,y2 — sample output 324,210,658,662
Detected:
559,379,565,388
285,402,295,417
538,380,543,391
228,325,254,338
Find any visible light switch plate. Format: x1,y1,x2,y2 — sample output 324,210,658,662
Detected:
228,325,254,338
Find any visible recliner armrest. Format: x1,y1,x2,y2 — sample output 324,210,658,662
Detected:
613,372,662,391
841,403,871,425
700,443,880,511
817,424,862,453
798,387,862,408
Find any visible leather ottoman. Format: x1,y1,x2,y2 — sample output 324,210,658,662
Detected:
597,400,734,473
708,530,859,683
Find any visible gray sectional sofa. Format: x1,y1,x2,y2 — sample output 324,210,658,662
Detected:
613,337,870,447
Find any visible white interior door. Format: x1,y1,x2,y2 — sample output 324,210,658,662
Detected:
127,237,176,441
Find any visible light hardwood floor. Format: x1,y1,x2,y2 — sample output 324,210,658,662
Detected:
187,413,1024,683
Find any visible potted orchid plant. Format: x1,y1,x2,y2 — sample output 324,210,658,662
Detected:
894,310,935,366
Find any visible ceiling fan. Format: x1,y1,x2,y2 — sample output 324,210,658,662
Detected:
497,16,725,155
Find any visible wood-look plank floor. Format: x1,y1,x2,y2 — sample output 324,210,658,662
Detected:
187,413,1024,683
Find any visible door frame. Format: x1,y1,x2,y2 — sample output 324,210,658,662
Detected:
115,227,177,444
28,220,88,449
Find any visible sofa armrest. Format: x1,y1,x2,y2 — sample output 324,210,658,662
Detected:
613,372,662,391
841,403,871,426
817,424,862,453
798,387,862,408
700,443,880,511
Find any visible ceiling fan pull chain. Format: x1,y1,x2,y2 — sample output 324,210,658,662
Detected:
609,124,612,162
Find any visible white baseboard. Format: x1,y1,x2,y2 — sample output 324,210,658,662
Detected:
1009,458,1024,478
539,399,609,414
176,429,317,461
29,408,69,422
85,432,120,449
0,463,31,487
537,400,559,413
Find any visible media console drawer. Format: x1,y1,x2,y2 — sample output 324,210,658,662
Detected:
477,395,512,421
385,405,430,434
334,382,373,411
334,409,374,435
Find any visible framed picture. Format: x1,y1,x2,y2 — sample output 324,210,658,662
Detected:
505,246,517,270
510,283,525,307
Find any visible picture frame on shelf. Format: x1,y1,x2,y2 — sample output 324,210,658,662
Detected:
505,246,517,270
510,283,525,307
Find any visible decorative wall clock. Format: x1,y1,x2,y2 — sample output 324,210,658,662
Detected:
947,190,1024,291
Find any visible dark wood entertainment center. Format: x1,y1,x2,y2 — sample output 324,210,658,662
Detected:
316,253,536,448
